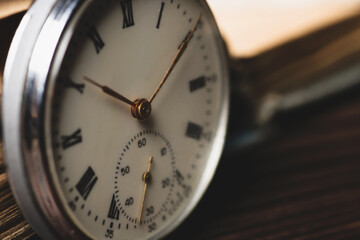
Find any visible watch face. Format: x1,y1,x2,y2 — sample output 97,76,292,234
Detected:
42,0,229,239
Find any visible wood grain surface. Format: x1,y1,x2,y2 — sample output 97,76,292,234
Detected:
0,145,38,240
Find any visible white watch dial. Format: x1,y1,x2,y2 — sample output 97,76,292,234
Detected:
45,0,228,239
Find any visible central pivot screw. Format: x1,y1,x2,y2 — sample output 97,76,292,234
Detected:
143,172,152,184
131,98,152,120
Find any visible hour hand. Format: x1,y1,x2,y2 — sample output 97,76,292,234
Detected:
83,76,135,107
84,76,152,120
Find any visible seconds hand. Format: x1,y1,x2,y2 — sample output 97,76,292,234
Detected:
138,156,154,224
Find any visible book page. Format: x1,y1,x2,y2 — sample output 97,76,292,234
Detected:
208,0,360,57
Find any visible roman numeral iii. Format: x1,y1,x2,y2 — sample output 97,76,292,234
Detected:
189,76,206,92
186,122,203,140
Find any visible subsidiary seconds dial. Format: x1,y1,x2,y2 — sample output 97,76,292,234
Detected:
113,130,178,226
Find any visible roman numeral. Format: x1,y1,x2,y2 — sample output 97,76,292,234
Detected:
186,122,203,140
178,31,192,49
108,194,120,220
189,76,206,92
88,26,105,54
76,167,98,200
156,2,165,29
61,128,82,149
120,0,135,28
64,78,85,94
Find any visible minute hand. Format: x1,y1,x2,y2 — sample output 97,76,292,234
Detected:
149,13,203,104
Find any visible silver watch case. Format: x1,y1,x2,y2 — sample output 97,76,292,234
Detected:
3,0,93,239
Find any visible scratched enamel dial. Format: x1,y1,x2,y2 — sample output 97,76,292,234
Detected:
46,0,228,239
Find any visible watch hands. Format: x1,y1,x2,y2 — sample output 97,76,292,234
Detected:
84,76,151,120
83,76,135,107
149,13,203,103
138,156,153,224
83,13,202,120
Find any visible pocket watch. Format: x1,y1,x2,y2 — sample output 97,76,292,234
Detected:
2,0,229,239
4,1,360,239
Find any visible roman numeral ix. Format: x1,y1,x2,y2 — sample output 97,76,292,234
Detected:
64,78,85,94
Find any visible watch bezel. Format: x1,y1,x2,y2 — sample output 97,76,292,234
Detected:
3,0,92,239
